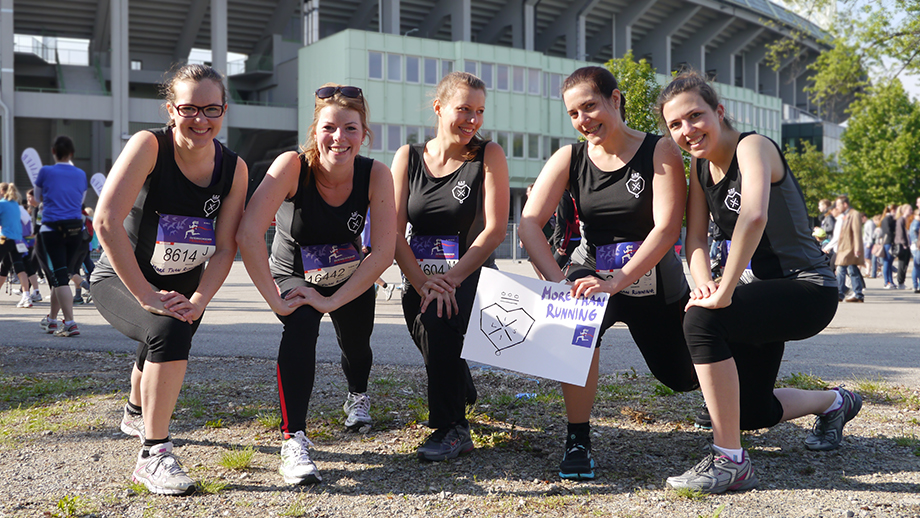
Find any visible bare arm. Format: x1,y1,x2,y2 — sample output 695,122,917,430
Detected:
520,146,571,283
390,145,430,292
685,157,717,294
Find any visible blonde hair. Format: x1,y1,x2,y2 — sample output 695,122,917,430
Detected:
3,183,21,202
435,71,488,161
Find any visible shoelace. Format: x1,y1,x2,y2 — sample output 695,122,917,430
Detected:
287,432,316,463
149,452,187,477
350,394,371,419
689,451,717,474
810,414,829,436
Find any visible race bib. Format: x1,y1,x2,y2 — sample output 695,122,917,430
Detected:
150,214,216,275
720,240,753,269
15,240,28,254
410,235,460,277
300,243,361,287
595,241,657,297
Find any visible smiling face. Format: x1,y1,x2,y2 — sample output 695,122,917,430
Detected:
167,79,225,149
563,83,620,145
661,90,725,159
435,85,485,146
314,104,364,170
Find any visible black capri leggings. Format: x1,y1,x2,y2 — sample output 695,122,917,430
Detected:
274,276,376,436
0,239,26,277
683,279,838,430
92,275,203,368
37,221,83,287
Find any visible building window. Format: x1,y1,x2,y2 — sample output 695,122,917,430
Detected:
406,126,423,145
512,132,524,158
130,60,142,70
464,60,477,75
481,63,493,89
425,126,437,141
528,134,540,159
543,136,562,160
513,66,525,93
497,65,509,91
442,60,453,77
369,51,383,79
549,73,562,99
495,132,509,157
528,69,540,95
369,123,383,151
388,54,402,82
424,58,438,85
387,125,401,152
406,56,420,83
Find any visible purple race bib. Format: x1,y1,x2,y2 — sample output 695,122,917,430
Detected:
300,243,361,287
596,241,657,297
410,235,459,277
150,214,216,275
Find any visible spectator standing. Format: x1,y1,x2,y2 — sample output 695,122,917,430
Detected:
880,204,897,289
894,203,912,289
910,204,919,293
831,196,865,302
862,212,877,278
818,199,835,241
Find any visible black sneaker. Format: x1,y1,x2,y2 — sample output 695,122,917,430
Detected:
417,423,474,461
695,403,712,430
804,387,862,451
559,439,594,480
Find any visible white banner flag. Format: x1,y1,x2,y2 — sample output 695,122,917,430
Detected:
21,148,42,186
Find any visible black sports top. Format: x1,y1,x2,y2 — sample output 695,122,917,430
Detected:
567,134,688,303
697,132,834,286
405,142,491,265
92,127,238,297
270,154,373,283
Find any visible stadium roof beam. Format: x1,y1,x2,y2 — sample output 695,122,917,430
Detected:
708,25,764,86
174,0,209,63
632,4,700,73
380,0,399,35
348,0,378,31
90,0,110,54
418,0,470,41
475,0,523,47
251,0,301,55
671,14,735,74
742,37,777,92
612,0,656,59
535,0,602,59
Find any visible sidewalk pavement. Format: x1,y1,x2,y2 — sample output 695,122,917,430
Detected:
2,260,918,386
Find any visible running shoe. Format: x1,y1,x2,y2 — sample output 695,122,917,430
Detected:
132,442,196,495
804,387,862,451
121,404,146,441
667,444,759,493
694,403,712,430
40,315,58,334
54,321,80,337
31,290,42,302
559,441,595,480
72,295,85,305
417,422,474,461
279,431,322,484
384,283,395,301
343,392,373,431
16,293,33,308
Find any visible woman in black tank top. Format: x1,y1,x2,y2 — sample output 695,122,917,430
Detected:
237,84,396,485
660,70,857,494
390,72,509,462
92,65,248,495
520,66,695,481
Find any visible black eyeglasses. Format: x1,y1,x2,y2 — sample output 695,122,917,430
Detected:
315,86,363,100
172,103,225,118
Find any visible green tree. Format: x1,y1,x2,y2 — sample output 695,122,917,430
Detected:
604,50,662,134
783,140,839,217
838,78,920,216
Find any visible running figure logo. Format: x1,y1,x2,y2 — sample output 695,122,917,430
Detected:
626,172,645,198
572,325,596,348
347,211,364,233
479,303,535,355
204,195,221,217
185,220,202,240
452,181,470,204
724,188,741,214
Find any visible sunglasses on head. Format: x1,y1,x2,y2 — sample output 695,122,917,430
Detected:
315,86,363,100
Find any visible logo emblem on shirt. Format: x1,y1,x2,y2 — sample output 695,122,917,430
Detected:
724,188,741,214
626,172,645,198
452,181,470,204
204,195,220,217
347,211,364,234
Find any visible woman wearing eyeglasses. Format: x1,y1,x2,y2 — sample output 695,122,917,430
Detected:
237,83,396,485
91,64,248,495
390,71,510,461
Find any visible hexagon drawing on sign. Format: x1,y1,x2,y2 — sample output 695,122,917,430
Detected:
479,303,535,355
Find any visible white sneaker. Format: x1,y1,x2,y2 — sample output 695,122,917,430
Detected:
132,442,196,495
16,293,33,308
120,404,146,441
384,284,395,301
279,431,321,485
31,290,42,302
343,392,373,431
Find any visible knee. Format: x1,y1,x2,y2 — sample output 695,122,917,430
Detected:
682,306,720,344
146,318,194,362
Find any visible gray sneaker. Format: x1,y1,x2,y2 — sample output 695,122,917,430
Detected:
132,442,196,495
667,445,759,494
120,404,145,441
804,387,862,451
279,431,322,485
343,392,373,431
417,422,474,461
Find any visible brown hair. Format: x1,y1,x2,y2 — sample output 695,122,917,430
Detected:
561,66,626,122
160,64,227,128
300,83,373,180
435,71,489,161
656,69,734,132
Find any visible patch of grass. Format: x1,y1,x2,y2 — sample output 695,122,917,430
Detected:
852,378,889,401
698,504,726,518
0,376,98,407
175,393,207,419
126,480,149,495
197,478,228,494
652,383,676,397
777,372,828,391
0,396,104,444
280,498,310,517
48,495,95,518
599,383,638,398
670,486,707,500
204,418,224,429
407,396,429,423
256,411,282,429
219,445,255,470
473,427,514,449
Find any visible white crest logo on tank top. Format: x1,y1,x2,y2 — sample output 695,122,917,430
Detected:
204,195,221,217
626,172,645,198
724,188,741,214
347,211,364,233
452,180,471,204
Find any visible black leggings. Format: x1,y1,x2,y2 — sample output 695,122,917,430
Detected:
92,275,203,367
566,266,698,392
274,276,376,436
683,279,838,430
37,222,83,287
0,239,25,277
402,268,481,429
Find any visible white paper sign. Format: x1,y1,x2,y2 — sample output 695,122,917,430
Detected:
90,173,106,196
21,148,42,186
462,268,609,387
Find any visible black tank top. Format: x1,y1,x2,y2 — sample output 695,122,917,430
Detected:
92,127,238,296
406,142,490,263
697,132,834,286
270,154,373,281
568,134,688,303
